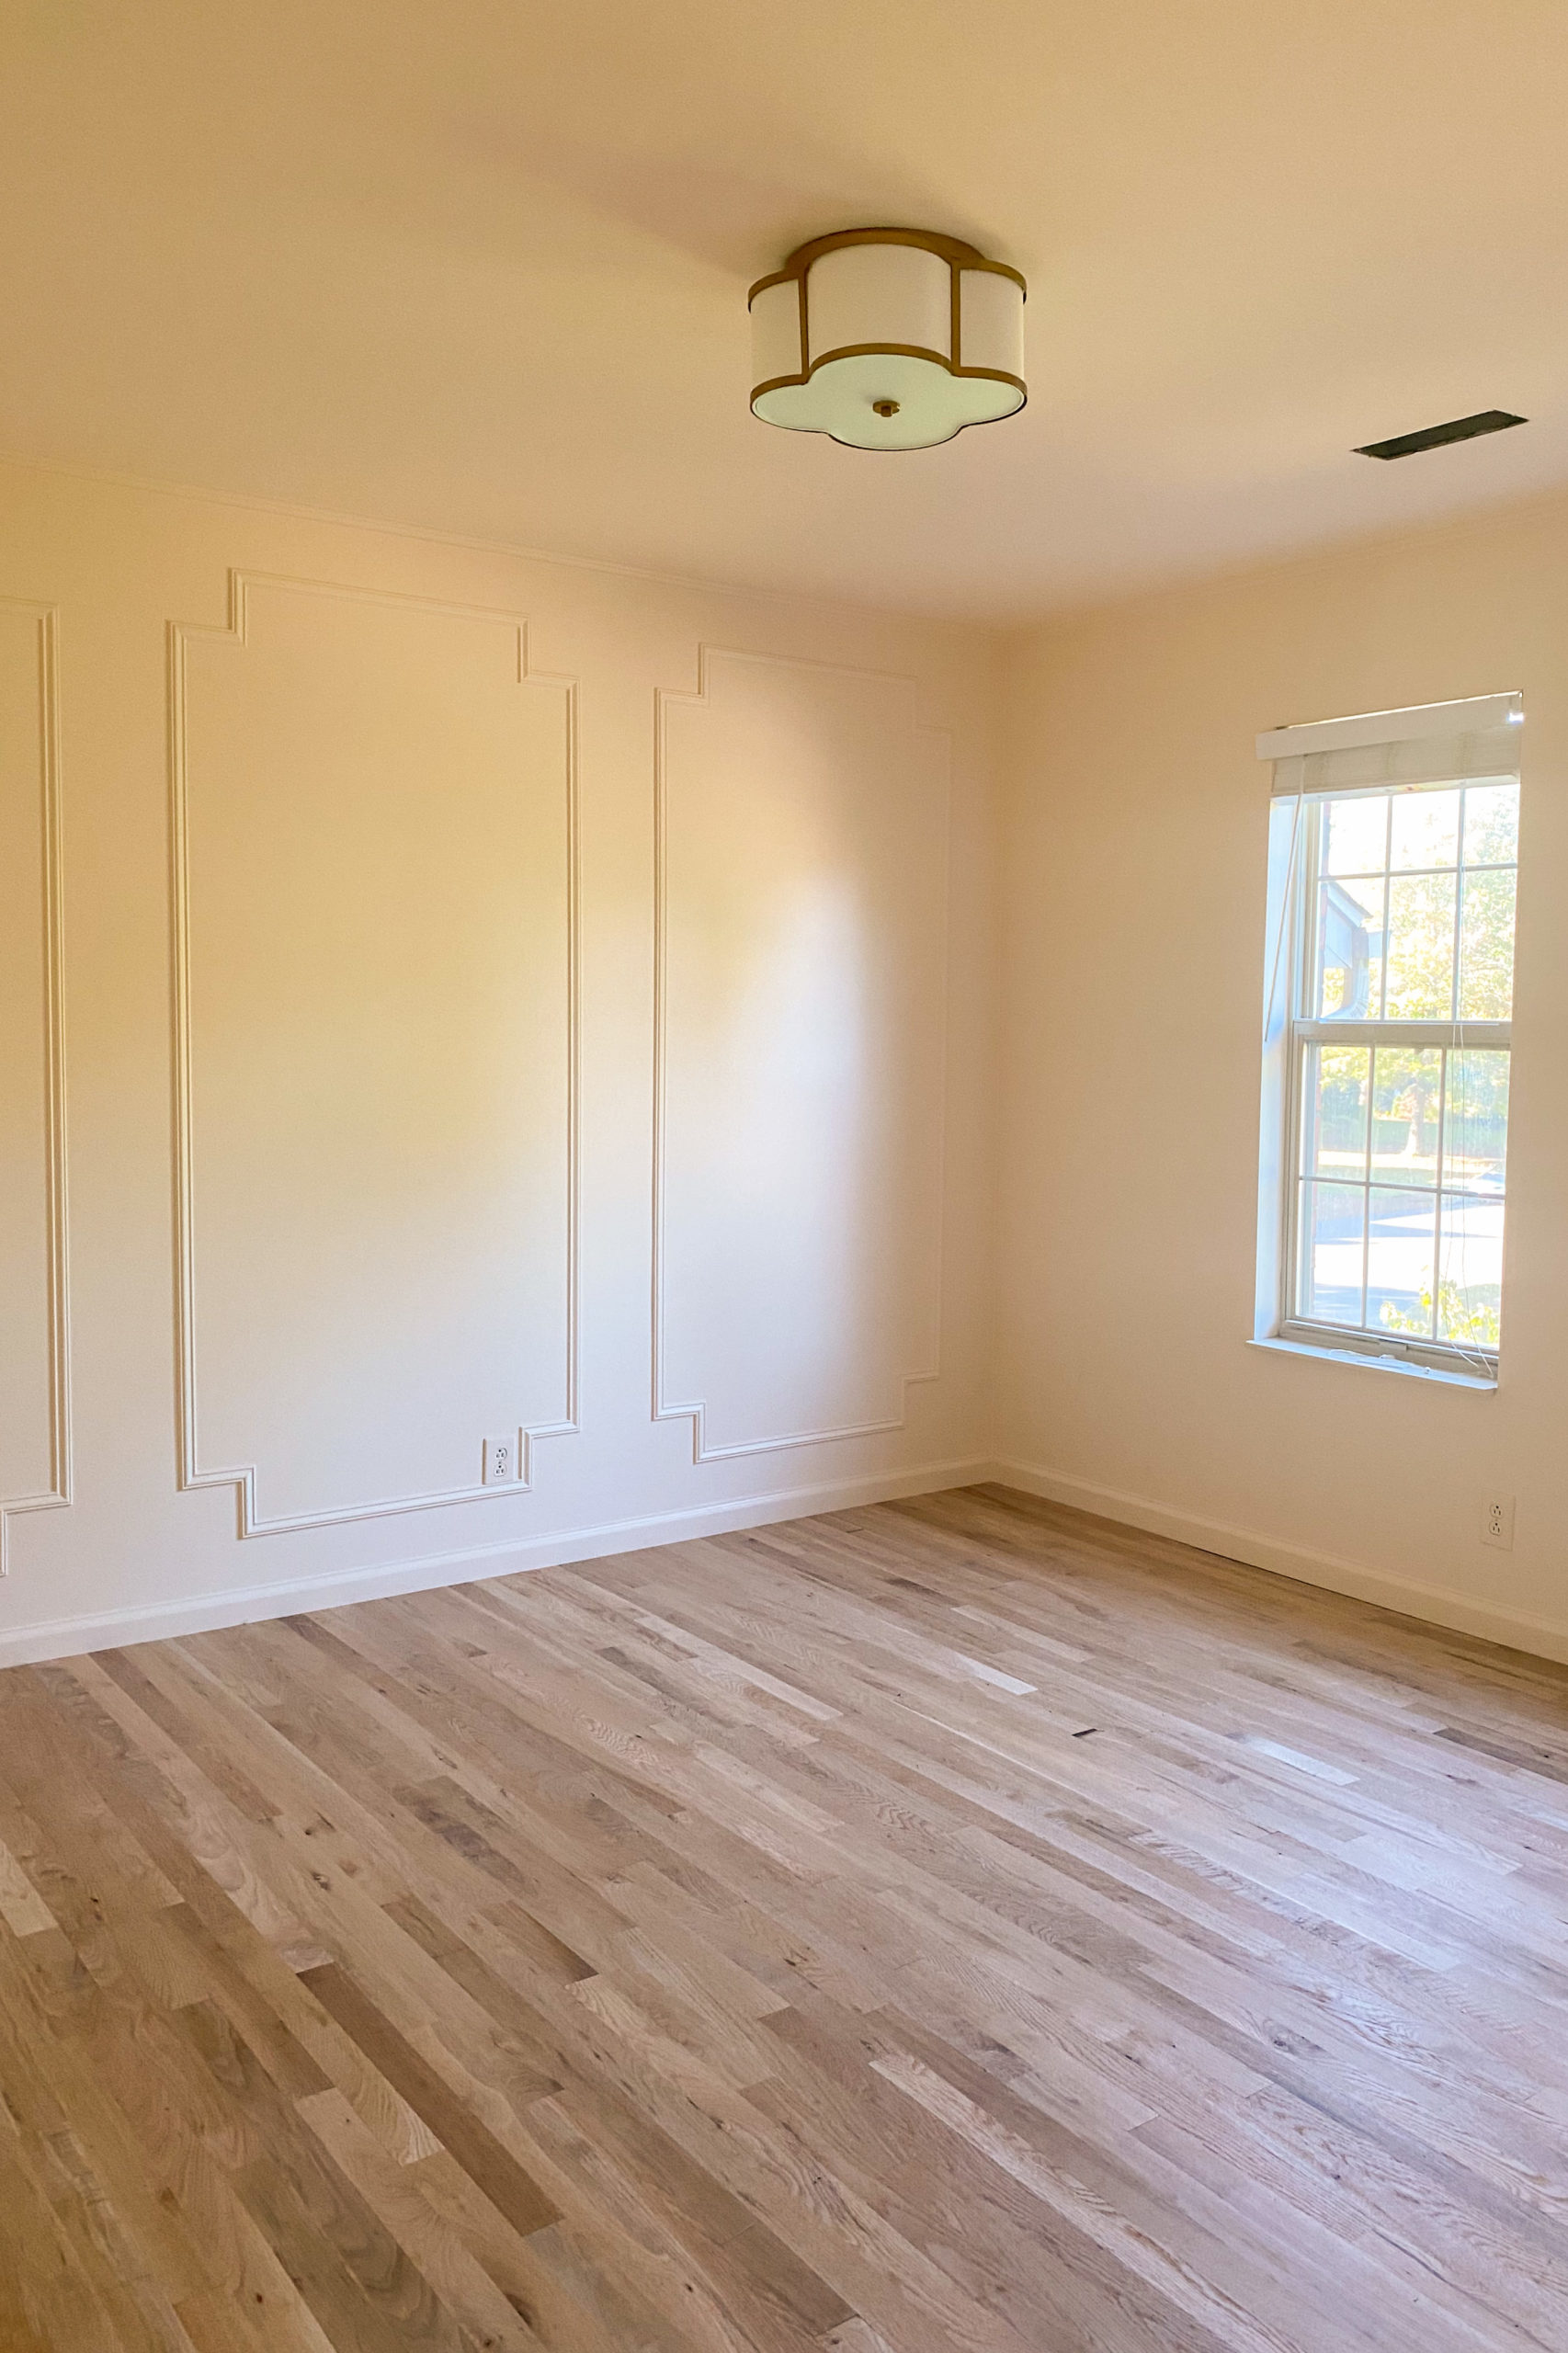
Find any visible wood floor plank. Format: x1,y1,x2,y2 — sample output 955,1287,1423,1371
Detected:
2,1484,1567,2347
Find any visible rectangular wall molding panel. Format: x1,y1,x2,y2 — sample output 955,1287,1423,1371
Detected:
170,572,579,1535
654,645,948,1459
0,599,71,1574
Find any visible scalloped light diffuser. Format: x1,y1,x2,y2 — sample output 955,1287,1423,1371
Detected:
749,228,1027,452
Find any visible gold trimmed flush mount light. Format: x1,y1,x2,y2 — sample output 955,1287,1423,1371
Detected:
749,228,1026,451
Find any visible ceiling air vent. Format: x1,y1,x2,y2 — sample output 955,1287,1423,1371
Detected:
1355,410,1526,460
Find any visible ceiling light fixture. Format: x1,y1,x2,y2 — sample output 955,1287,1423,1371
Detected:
749,228,1026,452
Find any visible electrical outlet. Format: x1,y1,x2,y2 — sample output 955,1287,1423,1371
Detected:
483,1434,518,1486
1482,1493,1516,1551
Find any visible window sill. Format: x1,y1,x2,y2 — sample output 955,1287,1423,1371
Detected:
1249,1336,1496,1392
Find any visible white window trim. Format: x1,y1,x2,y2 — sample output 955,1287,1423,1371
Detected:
1255,693,1520,1383
1248,1335,1497,1391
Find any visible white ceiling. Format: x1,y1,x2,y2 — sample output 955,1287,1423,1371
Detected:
3,1,1565,622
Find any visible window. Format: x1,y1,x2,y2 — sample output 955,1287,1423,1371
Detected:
1257,695,1521,1378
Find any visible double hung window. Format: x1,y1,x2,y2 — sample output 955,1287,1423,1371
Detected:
1258,695,1521,1377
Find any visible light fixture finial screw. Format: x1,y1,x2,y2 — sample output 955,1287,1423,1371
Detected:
872,399,900,417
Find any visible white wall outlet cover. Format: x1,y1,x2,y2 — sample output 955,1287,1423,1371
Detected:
1482,1493,1517,1550
483,1434,518,1485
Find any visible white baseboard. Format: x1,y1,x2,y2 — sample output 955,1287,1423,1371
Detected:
993,1459,1568,1669
17,1449,1555,1677
0,1455,994,1668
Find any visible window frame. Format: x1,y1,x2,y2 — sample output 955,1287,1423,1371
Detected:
1256,699,1520,1382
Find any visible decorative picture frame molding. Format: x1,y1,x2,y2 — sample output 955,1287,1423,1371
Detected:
0,599,73,1577
653,641,948,1464
167,569,581,1538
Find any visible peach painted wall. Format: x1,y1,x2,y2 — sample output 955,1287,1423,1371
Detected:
996,491,1568,1658
0,460,1001,1658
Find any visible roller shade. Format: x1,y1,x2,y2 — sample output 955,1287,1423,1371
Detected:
1258,692,1522,798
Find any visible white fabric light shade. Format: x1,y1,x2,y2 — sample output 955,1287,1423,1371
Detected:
749,230,1026,451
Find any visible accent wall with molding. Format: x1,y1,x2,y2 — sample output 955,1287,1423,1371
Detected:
0,459,1001,1661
